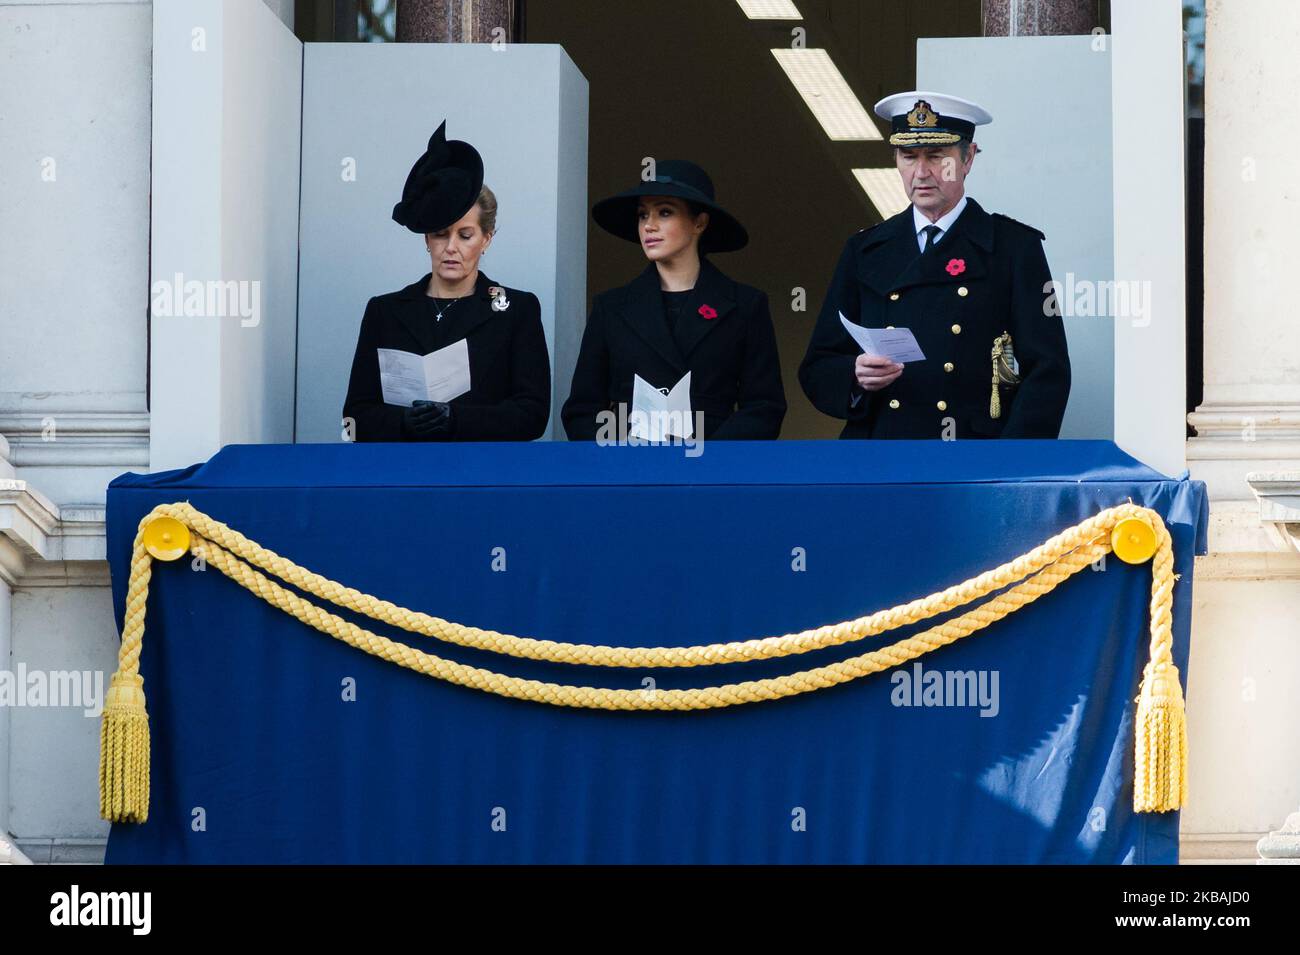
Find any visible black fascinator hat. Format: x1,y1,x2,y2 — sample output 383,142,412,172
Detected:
591,159,748,253
391,120,485,233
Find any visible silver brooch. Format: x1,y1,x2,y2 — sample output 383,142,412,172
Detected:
488,286,510,312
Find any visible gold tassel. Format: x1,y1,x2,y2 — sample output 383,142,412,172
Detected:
99,511,179,824
990,332,1019,420
1132,662,1188,812
99,671,150,823
990,337,1003,419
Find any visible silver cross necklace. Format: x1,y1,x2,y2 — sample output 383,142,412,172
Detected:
429,295,465,323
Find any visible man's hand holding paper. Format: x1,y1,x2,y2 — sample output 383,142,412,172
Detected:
839,311,926,393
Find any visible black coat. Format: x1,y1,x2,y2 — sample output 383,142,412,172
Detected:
798,198,1070,439
561,259,786,440
342,271,551,441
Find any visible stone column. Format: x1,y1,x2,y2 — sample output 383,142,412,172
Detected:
1187,0,1300,501
982,0,1098,36
0,2,152,507
1182,0,1300,862
397,0,516,43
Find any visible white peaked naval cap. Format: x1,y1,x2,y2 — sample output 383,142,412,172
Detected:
874,91,993,146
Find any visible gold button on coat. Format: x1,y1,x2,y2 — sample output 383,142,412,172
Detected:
937,400,948,411
951,324,962,334
957,286,968,297
889,292,900,301
889,399,900,409
944,362,954,372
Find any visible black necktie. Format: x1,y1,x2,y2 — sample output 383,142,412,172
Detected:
921,225,941,253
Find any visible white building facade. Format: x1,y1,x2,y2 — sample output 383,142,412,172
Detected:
1,0,1296,864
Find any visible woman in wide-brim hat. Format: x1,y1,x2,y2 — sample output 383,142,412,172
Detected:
561,159,786,441
342,120,551,442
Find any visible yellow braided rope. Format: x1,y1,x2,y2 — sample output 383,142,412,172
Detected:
189,531,1108,709
138,501,1143,668
1132,514,1189,813
100,501,1187,823
99,529,155,823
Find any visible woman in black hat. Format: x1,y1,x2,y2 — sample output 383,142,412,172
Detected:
342,121,551,442
561,160,785,441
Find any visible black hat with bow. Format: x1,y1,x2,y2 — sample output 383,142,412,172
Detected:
392,120,485,234
591,159,749,254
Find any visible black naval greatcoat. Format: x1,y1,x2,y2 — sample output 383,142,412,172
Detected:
342,271,551,441
561,259,786,440
798,198,1070,439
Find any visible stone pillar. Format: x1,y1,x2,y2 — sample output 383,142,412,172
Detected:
0,2,152,506
1187,0,1300,500
1181,0,1300,862
983,0,1098,36
397,0,516,43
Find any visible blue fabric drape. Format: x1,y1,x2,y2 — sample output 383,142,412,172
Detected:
103,440,1207,864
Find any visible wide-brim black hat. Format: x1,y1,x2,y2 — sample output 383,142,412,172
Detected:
591,159,748,254
392,120,485,234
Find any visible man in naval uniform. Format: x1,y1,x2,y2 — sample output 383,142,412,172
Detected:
798,91,1071,439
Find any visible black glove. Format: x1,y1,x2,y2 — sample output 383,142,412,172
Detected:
402,400,454,439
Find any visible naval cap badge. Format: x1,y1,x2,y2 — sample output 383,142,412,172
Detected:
906,99,939,128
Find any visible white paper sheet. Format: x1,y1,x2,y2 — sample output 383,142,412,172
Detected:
377,339,472,405
630,371,694,441
839,312,926,363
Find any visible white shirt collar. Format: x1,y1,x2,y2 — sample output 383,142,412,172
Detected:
912,194,969,245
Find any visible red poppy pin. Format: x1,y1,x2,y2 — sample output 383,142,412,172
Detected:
945,258,966,276
698,304,718,320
